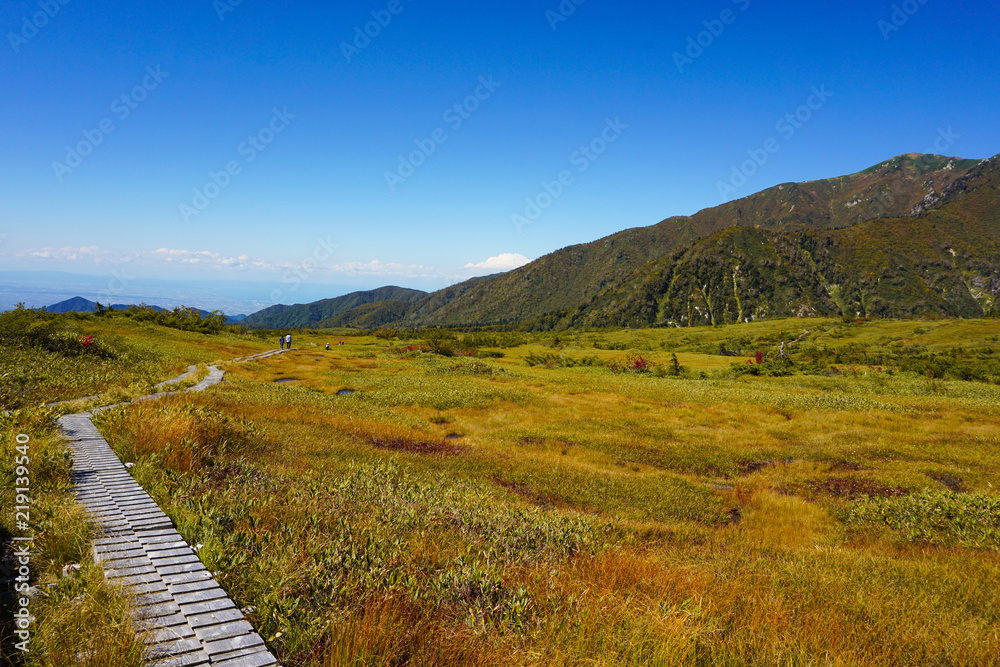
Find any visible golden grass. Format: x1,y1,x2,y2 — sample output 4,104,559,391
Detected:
23,562,145,667
77,320,1000,665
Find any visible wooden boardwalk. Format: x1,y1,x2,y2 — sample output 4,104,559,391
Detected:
59,351,295,666
153,365,198,390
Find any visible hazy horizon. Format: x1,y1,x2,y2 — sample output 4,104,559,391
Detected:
0,270,400,315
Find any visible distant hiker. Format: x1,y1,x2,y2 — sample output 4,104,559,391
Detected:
285,333,292,349
325,343,330,350
279,335,284,350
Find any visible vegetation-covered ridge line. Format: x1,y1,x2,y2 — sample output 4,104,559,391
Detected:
247,151,999,330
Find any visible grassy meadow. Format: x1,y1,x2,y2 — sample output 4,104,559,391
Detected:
3,312,1000,665
0,307,272,667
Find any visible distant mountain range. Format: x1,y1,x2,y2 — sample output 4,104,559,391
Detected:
240,286,426,329
45,297,247,324
237,152,999,330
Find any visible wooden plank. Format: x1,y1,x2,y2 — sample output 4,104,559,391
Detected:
138,533,186,545
143,637,205,659
136,527,182,538
168,579,221,595
160,571,213,584
203,632,264,656
173,587,227,606
192,620,254,641
106,564,159,579
143,541,190,554
132,590,176,607
142,623,196,645
156,562,208,577
134,612,189,631
210,650,278,667
129,600,183,621
111,572,162,587
99,555,152,570
146,648,211,667
178,597,236,617
184,607,245,629
125,580,169,595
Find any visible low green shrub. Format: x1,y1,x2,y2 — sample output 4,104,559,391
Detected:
846,490,1000,549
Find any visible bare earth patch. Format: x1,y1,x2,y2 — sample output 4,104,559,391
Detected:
365,435,465,456
783,477,910,500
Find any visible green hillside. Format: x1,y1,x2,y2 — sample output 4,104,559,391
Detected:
243,286,426,329
314,299,420,329
403,153,983,327
565,154,1000,328
241,153,994,331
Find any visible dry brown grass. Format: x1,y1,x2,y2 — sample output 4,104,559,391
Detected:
79,322,1000,665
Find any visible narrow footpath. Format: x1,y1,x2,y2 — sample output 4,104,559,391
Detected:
59,348,295,666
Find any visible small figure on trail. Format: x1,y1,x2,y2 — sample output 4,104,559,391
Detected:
279,335,284,350
285,333,292,349
325,342,331,350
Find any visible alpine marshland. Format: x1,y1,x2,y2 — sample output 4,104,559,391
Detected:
4,3,1000,665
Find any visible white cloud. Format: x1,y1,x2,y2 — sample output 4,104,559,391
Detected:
19,246,279,272
464,253,531,272
325,259,438,278
9,244,534,285
26,245,105,261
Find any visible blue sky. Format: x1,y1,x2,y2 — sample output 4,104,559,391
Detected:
2,0,998,309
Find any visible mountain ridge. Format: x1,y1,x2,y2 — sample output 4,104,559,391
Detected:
559,153,1000,328
243,152,998,330
399,152,990,328
45,296,247,323
242,285,426,329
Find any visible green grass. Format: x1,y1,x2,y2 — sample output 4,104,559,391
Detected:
0,307,273,411
847,490,1000,549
